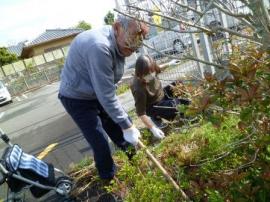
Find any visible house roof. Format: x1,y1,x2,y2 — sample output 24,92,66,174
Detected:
20,28,84,58
26,28,84,47
7,41,26,57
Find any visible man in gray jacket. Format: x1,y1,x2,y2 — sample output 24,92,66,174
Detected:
58,16,148,180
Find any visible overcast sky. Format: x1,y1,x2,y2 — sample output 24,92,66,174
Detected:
0,0,116,47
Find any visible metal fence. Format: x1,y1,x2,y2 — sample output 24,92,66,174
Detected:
0,0,249,97
2,64,63,96
0,45,68,96
124,0,251,82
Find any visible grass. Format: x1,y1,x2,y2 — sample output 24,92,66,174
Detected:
69,114,270,201
127,109,137,120
69,156,93,172
116,83,130,95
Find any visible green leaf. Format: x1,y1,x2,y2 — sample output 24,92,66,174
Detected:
240,107,253,122
266,145,270,154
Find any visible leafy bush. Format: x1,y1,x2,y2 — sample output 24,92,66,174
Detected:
106,115,270,201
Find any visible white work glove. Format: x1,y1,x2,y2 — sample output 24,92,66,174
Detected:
150,126,165,139
123,125,141,146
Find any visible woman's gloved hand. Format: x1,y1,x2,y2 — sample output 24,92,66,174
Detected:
123,125,141,145
150,126,165,139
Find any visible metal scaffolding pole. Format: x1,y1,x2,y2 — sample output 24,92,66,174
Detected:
183,0,205,78
197,0,215,75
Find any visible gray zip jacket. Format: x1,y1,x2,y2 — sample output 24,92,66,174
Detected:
59,26,132,129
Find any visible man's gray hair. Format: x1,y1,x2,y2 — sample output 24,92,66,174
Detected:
115,15,134,30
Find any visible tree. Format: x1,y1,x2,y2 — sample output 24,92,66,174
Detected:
115,1,270,200
104,11,115,25
75,20,92,30
115,0,270,147
115,0,270,68
0,47,18,66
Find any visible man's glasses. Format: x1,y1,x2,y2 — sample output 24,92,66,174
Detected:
123,23,144,50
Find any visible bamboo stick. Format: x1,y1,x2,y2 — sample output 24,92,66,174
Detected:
138,140,190,201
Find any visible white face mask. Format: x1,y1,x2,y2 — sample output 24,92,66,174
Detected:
143,72,156,82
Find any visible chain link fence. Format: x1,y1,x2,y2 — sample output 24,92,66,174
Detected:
1,64,63,96
123,0,251,82
1,0,250,97
0,45,67,96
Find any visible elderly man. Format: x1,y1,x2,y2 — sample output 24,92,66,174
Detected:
58,16,148,180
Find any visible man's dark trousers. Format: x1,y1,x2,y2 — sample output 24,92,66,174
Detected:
58,94,133,179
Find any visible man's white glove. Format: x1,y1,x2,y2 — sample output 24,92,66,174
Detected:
150,126,165,139
123,125,141,146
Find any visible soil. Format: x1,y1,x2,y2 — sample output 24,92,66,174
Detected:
73,180,122,202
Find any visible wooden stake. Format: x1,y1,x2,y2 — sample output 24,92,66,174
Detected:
138,140,190,201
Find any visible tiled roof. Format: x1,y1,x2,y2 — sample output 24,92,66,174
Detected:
26,28,84,46
7,41,26,57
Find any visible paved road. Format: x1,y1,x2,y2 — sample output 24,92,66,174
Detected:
0,83,82,200
0,81,136,201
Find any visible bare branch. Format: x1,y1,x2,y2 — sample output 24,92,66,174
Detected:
193,0,215,25
259,0,270,28
216,0,249,17
256,1,270,35
221,148,259,174
149,0,166,13
207,105,241,115
189,131,256,168
170,0,204,16
114,8,202,34
127,5,212,33
212,2,256,30
215,26,261,43
239,50,265,63
126,4,262,44
223,132,255,148
143,42,227,70
190,151,232,167
212,1,250,18
183,54,225,69
238,0,251,7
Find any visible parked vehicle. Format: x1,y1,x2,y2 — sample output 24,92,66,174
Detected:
0,81,12,105
145,25,191,57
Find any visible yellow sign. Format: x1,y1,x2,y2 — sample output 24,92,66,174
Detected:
152,6,162,26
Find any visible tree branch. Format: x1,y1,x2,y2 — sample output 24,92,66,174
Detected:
127,5,212,33
170,0,204,16
213,1,250,18
215,26,261,43
189,131,255,167
212,2,256,30
190,151,232,167
193,0,215,25
143,42,226,70
207,105,241,115
259,0,270,28
220,148,259,173
126,4,262,44
114,8,202,34
223,131,255,148
238,0,251,7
